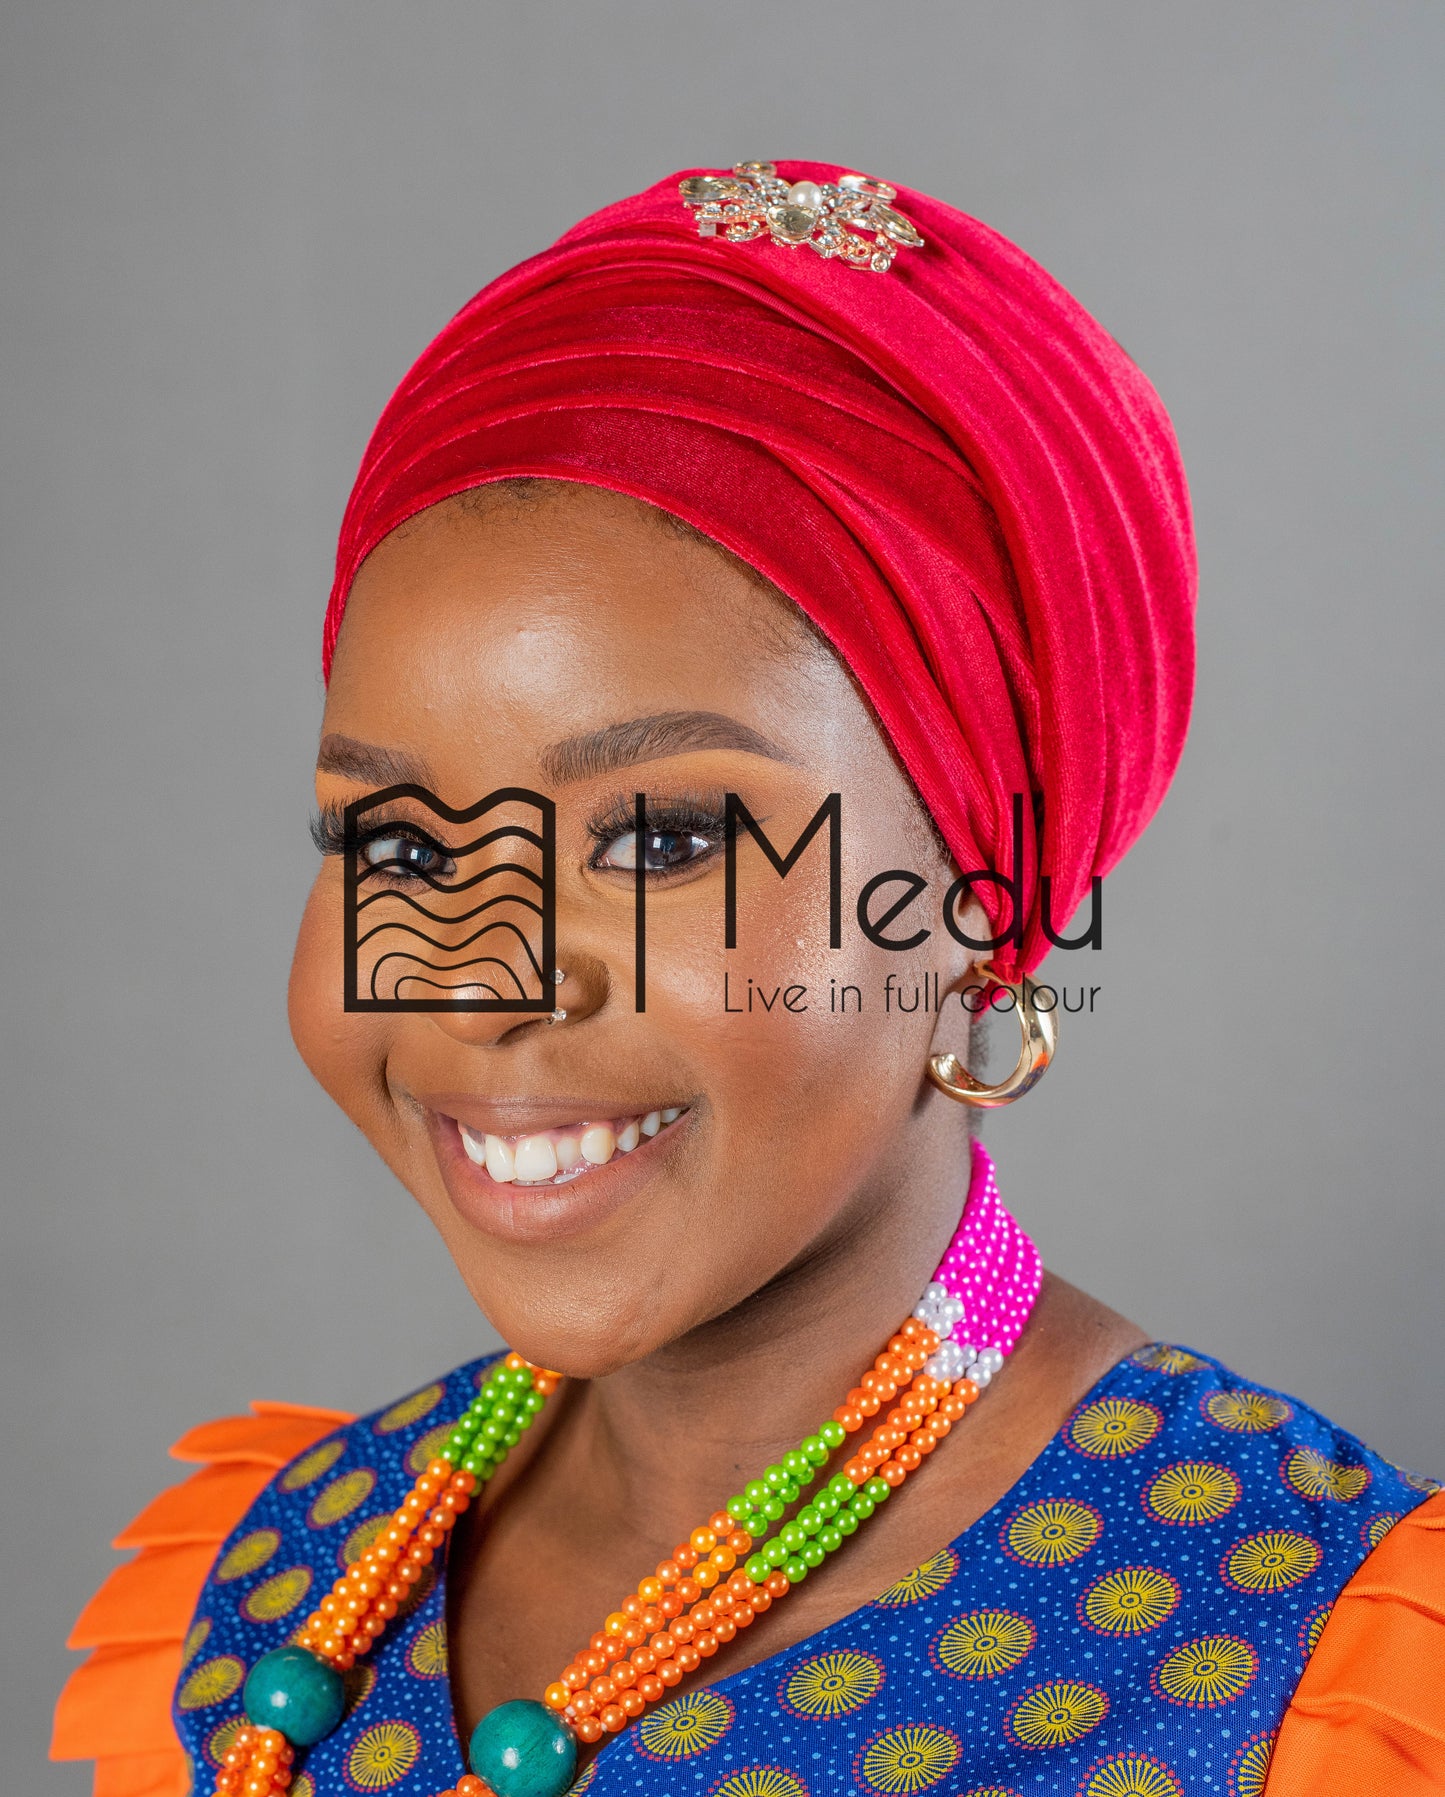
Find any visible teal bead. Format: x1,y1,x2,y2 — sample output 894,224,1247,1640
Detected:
469,1699,577,1797
243,1646,345,1747
818,1525,844,1554
864,1477,891,1504
802,1435,829,1465
745,1552,771,1583
784,1555,808,1582
820,1419,847,1449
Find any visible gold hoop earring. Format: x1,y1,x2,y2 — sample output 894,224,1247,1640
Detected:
926,966,1056,1108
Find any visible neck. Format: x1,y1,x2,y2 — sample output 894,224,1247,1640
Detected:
521,1137,1032,1545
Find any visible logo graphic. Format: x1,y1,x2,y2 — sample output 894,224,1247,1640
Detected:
343,785,556,1011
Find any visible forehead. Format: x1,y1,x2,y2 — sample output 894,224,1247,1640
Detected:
322,483,864,785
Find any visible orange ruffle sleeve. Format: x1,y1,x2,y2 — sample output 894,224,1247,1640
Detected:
1265,1489,1445,1793
51,1401,355,1797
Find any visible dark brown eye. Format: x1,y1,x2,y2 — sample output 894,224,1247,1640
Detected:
359,833,455,882
595,828,716,873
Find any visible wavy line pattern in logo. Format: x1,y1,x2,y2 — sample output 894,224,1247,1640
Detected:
344,786,556,1011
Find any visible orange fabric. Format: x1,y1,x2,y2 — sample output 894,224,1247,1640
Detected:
53,1642,189,1758
94,1752,192,1797
1265,1490,1445,1794
113,1463,277,1549
52,1402,354,1797
67,1544,230,1648
169,1409,350,1467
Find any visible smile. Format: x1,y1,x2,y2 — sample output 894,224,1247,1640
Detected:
456,1107,688,1186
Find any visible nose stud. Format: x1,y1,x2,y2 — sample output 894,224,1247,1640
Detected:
548,968,567,1023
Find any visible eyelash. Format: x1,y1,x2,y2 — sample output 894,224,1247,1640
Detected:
308,792,736,880
309,804,455,885
584,789,729,875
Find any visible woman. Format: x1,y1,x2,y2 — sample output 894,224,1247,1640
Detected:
54,162,1442,1797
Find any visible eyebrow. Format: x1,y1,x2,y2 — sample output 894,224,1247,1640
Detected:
316,735,436,788
316,711,794,793
538,711,796,784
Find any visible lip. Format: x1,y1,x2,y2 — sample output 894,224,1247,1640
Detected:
422,1098,693,1246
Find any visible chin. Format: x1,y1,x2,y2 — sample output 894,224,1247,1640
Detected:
460,1264,684,1382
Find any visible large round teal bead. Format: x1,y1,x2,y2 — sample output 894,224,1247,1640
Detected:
469,1699,577,1797
242,1646,346,1746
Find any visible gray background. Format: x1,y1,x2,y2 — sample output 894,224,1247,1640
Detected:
5,2,1442,1786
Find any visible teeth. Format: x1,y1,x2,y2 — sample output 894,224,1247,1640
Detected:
485,1136,516,1184
581,1124,616,1165
458,1107,686,1183
514,1135,559,1182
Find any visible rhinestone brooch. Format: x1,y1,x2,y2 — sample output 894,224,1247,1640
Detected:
678,161,923,272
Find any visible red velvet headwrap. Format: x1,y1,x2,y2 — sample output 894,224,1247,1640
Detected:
325,163,1196,978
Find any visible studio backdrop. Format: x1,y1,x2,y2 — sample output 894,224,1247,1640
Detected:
4,4,1441,1791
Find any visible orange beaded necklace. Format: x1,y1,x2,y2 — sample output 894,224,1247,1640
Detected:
217,1153,1039,1797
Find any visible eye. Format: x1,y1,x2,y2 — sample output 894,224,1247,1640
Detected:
595,828,718,874
359,832,455,883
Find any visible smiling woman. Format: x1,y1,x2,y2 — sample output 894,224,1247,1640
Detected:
54,162,1443,1797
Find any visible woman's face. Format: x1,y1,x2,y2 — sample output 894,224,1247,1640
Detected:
290,484,978,1375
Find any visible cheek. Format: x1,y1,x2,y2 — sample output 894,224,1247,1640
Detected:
287,876,387,1128
648,848,940,1175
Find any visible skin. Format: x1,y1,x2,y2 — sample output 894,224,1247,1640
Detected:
288,481,1145,1745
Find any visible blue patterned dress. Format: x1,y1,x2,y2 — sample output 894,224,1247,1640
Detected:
171,1346,1438,1797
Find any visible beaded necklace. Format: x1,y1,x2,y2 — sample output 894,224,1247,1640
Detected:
215,1148,1040,1797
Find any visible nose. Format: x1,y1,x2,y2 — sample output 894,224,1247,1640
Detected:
424,953,610,1049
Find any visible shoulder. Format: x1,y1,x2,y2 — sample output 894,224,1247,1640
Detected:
1093,1342,1439,1565
51,1355,497,1795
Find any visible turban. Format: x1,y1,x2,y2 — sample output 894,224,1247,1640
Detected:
325,162,1196,979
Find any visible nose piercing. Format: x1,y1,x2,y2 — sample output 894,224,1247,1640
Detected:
548,1008,567,1025
549,968,567,1023
552,969,566,985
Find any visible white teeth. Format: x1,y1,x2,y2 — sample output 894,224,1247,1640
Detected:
484,1135,516,1183
513,1135,559,1182
460,1107,687,1183
580,1124,616,1165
